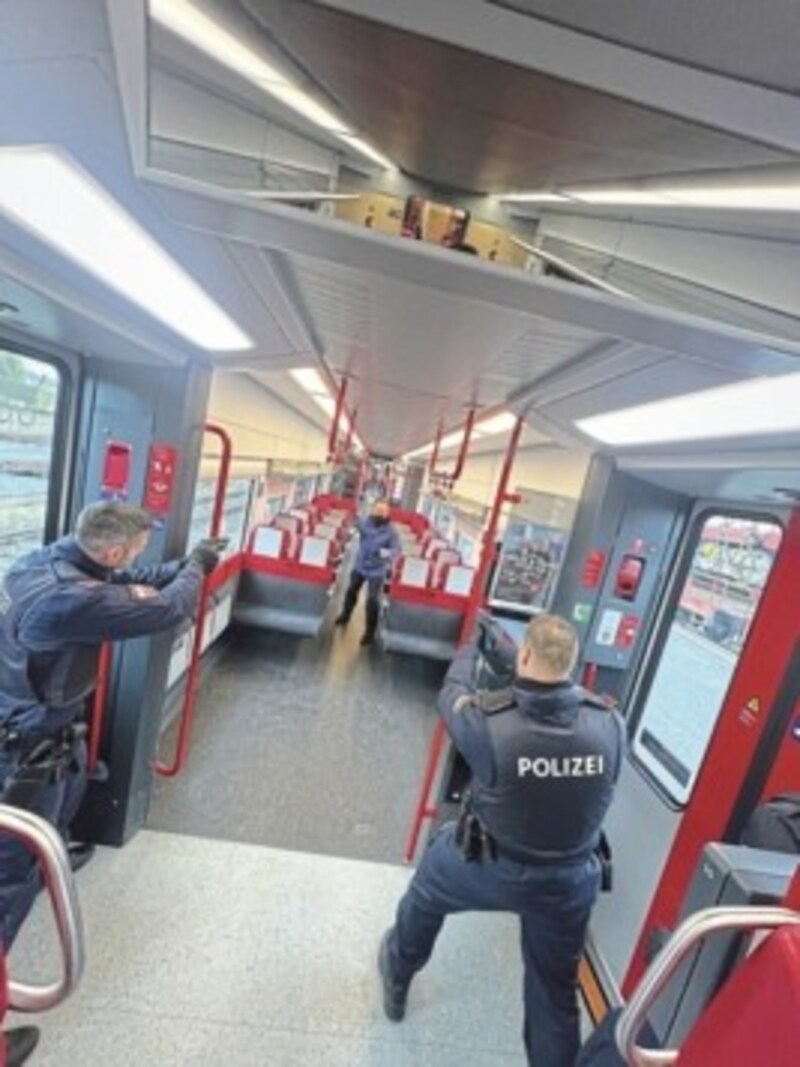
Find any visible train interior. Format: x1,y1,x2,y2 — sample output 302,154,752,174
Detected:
2,2,800,1064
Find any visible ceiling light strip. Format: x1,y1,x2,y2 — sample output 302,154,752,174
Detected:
151,0,395,171
0,147,251,351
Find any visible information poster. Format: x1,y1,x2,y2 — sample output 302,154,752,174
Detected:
489,489,577,614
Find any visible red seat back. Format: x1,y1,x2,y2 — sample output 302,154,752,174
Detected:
677,925,800,1066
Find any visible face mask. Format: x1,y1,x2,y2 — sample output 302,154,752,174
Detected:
372,515,389,526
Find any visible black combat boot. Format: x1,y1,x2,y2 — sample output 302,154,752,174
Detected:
378,933,408,1021
4,1027,40,1066
361,598,379,646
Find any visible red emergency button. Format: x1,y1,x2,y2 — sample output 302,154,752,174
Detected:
614,554,646,601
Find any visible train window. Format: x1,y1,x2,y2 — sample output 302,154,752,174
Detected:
0,349,62,580
188,475,254,554
632,515,783,805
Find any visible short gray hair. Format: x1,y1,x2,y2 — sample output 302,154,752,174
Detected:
76,502,153,554
524,614,579,678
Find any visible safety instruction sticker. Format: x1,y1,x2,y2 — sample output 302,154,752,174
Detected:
739,696,761,727
572,602,592,624
595,608,622,646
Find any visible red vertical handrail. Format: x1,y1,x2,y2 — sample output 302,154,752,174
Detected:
581,662,598,691
430,409,477,486
343,408,356,453
428,423,442,479
87,642,112,775
327,376,349,461
405,416,524,861
154,423,233,778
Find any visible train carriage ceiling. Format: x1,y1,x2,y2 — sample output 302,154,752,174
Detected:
2,0,800,486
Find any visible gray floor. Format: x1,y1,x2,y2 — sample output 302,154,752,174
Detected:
149,602,447,864
8,830,528,1066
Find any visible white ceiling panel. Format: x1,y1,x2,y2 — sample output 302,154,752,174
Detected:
490,1,800,94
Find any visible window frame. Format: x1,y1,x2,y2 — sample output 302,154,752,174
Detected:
625,504,786,810
0,333,75,553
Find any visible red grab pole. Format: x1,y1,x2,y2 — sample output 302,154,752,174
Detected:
154,423,233,778
404,415,524,862
327,376,349,461
429,409,477,487
87,642,113,775
428,423,442,479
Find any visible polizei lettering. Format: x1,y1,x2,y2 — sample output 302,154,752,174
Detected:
517,755,605,779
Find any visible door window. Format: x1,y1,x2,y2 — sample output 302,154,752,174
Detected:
632,515,783,805
0,350,62,580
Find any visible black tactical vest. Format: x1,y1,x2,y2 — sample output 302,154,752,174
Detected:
471,683,624,865
0,542,103,729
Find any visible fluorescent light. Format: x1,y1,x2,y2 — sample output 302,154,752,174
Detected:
475,411,518,435
150,0,287,84
337,135,397,171
438,431,466,449
576,372,800,446
0,147,251,351
240,190,359,202
500,192,568,204
566,189,673,205
312,392,350,432
403,443,434,459
663,185,800,210
267,84,349,133
151,0,395,170
289,367,329,395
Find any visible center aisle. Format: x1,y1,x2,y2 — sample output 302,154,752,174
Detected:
148,597,448,865
10,831,527,1066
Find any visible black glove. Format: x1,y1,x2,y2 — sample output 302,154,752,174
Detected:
188,539,222,575
476,613,517,679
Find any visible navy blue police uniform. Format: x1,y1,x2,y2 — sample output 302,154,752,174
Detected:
0,537,205,948
383,641,625,1067
337,515,400,640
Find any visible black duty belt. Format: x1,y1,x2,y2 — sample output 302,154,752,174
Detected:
494,840,596,868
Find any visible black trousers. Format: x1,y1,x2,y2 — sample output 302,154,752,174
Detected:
385,823,601,1067
0,737,87,949
340,570,383,636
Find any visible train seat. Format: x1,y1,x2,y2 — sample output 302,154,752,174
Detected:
430,549,461,587
298,535,334,568
675,923,800,1066
381,557,473,661
583,906,800,1067
441,564,475,597
234,529,339,638
251,526,288,559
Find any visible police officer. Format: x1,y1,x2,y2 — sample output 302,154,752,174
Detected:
0,501,220,950
378,614,625,1067
335,499,400,646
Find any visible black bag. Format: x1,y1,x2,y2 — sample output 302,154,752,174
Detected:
740,793,800,854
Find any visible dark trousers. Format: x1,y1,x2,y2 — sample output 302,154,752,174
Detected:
340,570,383,636
0,739,87,949
385,823,601,1067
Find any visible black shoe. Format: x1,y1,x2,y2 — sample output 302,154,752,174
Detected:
67,841,96,873
4,1027,40,1067
378,932,408,1022
334,614,349,627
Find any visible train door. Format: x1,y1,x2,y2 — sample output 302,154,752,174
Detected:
589,503,793,993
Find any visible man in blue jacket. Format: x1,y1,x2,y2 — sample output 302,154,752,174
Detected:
0,501,220,950
378,614,625,1067
335,499,400,646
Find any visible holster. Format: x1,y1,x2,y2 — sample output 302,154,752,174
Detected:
0,723,87,806
455,804,497,864
596,831,613,892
